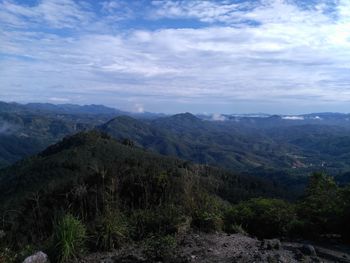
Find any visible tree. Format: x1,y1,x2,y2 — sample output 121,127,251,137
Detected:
297,173,341,237
225,198,296,238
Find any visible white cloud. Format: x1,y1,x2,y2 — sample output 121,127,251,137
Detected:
133,103,145,113
282,116,304,120
49,97,70,102
151,0,250,24
1,0,350,113
151,0,333,25
0,0,95,29
211,113,227,121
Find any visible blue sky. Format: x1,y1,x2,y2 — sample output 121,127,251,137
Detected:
1,0,350,114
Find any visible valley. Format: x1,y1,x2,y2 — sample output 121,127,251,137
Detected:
1,102,350,262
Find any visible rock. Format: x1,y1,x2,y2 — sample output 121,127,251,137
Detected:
22,251,49,263
301,244,317,256
254,254,263,261
261,239,281,250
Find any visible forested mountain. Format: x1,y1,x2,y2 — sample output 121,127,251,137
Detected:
2,101,350,184
0,102,162,168
0,131,289,259
0,131,286,217
1,103,350,261
0,101,123,116
0,110,95,168
1,131,349,263
98,113,350,181
98,114,296,172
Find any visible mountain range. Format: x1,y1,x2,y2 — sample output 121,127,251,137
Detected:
1,101,350,186
1,101,350,262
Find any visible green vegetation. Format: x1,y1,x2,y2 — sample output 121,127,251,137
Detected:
191,194,224,233
223,173,350,241
0,131,284,261
224,198,295,238
0,131,350,261
2,100,350,190
143,235,177,261
92,209,129,251
98,114,297,173
51,214,87,263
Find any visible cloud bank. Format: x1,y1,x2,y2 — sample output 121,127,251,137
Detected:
1,0,350,113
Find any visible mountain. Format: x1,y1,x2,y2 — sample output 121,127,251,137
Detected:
0,108,97,168
0,101,159,168
25,103,125,115
1,131,349,263
98,114,298,172
0,131,285,248
0,101,124,116
211,112,350,128
2,100,350,184
96,113,350,186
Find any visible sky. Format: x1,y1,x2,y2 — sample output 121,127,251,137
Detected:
1,0,350,114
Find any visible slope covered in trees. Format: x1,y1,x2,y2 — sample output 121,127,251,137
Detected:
0,131,288,260
2,100,350,188
0,102,114,168
0,102,161,168
0,132,349,262
98,114,296,171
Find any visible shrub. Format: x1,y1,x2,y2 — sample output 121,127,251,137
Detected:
192,211,223,233
223,221,247,235
191,194,224,232
225,198,296,238
339,186,350,242
143,235,177,261
51,214,86,263
288,219,307,238
92,210,129,251
130,206,183,239
0,247,17,263
296,173,342,238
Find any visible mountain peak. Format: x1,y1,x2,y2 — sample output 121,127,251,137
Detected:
40,131,111,157
170,112,201,121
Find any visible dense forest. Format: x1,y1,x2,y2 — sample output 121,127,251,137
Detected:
3,102,350,188
0,131,350,262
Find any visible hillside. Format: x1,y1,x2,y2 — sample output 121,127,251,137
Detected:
0,131,285,250
1,132,350,263
97,113,350,185
0,111,95,168
0,101,165,168
2,100,350,186
98,114,296,171
0,101,125,168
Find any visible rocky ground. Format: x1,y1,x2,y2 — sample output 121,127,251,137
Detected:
79,233,350,263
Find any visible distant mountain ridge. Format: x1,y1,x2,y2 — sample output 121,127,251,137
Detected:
97,113,298,173
25,103,125,115
0,101,166,119
0,101,165,168
1,101,350,186
1,101,349,123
